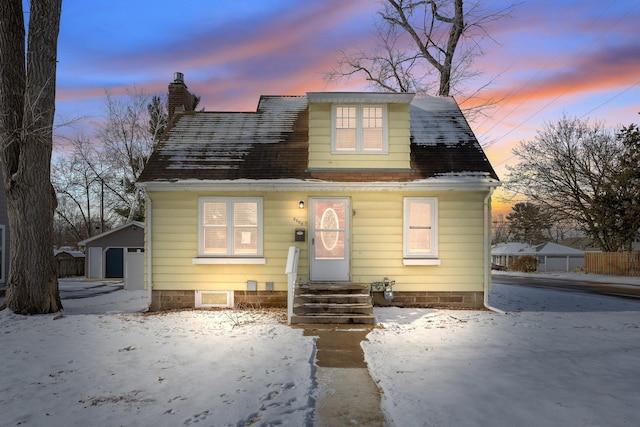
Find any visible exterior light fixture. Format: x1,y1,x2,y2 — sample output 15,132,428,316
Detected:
298,200,305,209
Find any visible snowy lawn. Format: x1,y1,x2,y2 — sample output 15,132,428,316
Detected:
1,276,639,427
367,283,640,427
0,292,316,427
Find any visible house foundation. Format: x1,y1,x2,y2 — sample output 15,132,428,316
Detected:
149,289,483,311
372,290,484,309
150,290,287,311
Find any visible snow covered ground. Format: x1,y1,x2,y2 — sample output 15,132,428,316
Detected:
1,274,639,426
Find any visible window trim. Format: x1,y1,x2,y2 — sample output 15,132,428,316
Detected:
331,104,388,154
403,197,438,261
198,197,263,258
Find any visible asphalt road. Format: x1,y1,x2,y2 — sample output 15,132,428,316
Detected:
58,278,124,300
492,274,640,300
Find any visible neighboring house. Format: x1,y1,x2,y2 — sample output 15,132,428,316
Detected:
535,242,585,272
492,241,585,272
0,163,8,291
491,242,534,269
78,221,145,290
136,73,500,311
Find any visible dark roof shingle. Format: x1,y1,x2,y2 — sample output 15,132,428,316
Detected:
137,94,498,184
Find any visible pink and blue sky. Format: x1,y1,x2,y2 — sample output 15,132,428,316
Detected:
53,0,640,213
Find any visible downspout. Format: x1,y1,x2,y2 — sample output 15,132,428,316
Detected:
483,188,504,313
145,194,153,304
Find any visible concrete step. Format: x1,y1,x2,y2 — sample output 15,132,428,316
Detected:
290,282,375,325
290,313,376,325
294,302,374,316
303,283,370,294
295,293,372,305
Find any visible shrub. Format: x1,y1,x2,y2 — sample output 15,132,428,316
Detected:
509,255,538,272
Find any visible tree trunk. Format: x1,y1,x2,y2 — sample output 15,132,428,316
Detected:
0,0,63,314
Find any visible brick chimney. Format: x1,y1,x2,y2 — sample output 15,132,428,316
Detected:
168,72,194,121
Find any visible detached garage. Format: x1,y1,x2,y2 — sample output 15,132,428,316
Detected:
78,221,145,290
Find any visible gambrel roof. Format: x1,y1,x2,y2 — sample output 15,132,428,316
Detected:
137,93,498,184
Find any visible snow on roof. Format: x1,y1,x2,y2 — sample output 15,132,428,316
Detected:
492,242,536,255
492,242,585,256
410,96,477,147
534,242,585,255
137,93,499,184
162,96,308,171
54,249,85,258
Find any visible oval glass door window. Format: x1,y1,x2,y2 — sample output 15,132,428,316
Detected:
319,207,339,251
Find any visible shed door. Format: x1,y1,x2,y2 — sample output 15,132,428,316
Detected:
105,248,124,278
310,198,350,282
125,248,144,290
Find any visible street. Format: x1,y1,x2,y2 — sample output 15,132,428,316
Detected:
58,277,124,300
492,273,640,300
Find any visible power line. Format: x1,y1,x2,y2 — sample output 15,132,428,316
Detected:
479,0,636,149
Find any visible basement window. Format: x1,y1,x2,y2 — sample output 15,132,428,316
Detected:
195,290,234,308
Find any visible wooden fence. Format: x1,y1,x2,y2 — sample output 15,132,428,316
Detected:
584,252,640,276
56,257,85,278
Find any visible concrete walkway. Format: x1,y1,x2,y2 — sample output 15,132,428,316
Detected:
301,325,389,426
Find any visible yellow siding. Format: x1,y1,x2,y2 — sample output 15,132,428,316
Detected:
146,189,488,294
308,102,411,169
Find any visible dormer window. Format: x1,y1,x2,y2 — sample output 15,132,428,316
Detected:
332,104,387,153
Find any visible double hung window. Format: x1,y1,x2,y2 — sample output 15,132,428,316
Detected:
199,197,262,257
403,198,438,259
333,105,387,153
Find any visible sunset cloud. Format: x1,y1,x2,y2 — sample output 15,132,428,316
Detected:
53,0,640,198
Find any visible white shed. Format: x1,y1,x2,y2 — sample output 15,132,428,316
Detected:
78,221,145,290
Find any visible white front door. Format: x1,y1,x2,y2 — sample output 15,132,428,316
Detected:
310,198,350,282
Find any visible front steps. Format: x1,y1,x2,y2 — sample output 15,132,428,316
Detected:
291,283,375,325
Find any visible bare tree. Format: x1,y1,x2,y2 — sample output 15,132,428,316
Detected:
506,115,640,252
326,0,514,106
52,134,122,246
0,0,63,313
148,94,168,144
96,88,156,222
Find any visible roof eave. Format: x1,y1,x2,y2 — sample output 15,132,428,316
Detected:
137,176,500,193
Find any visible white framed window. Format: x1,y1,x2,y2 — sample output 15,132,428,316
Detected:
199,197,263,257
332,104,387,153
403,197,438,261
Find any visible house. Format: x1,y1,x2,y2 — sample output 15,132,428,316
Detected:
78,221,145,290
136,73,500,312
491,242,535,269
492,241,585,272
535,242,585,272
